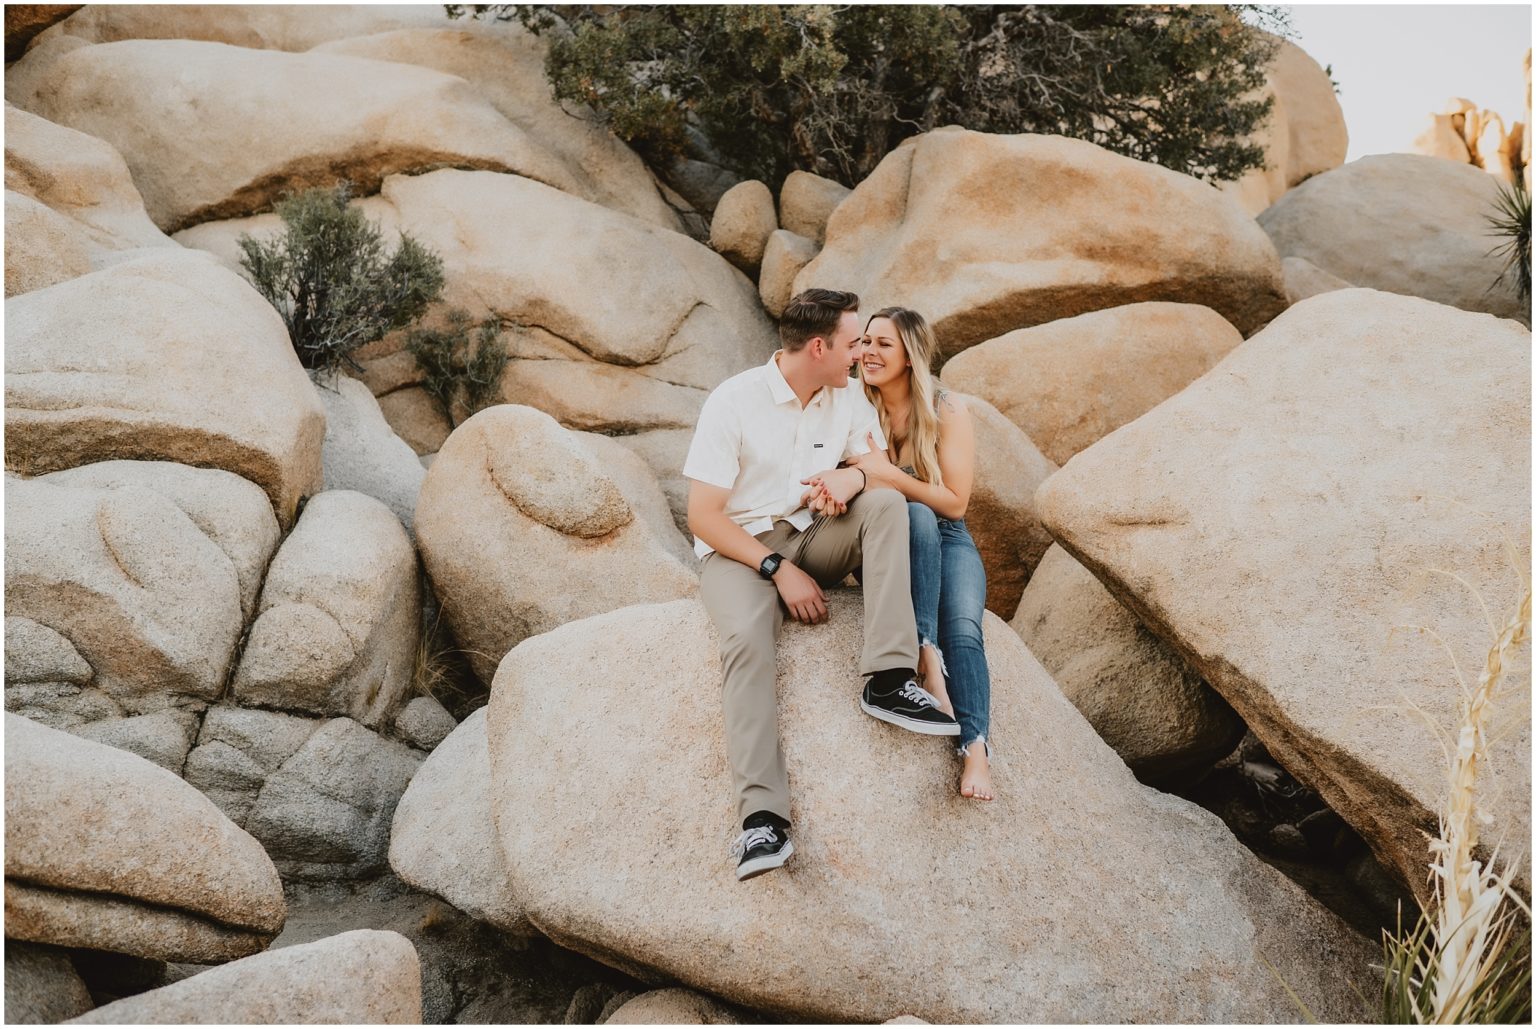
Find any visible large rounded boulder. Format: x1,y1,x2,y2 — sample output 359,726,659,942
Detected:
795,127,1287,353
1036,288,1531,900
416,405,698,683
485,596,1373,1023
1258,155,1528,322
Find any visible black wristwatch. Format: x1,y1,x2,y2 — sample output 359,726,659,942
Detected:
758,552,784,580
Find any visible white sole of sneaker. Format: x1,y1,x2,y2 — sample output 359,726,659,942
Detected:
860,699,962,736
737,840,794,881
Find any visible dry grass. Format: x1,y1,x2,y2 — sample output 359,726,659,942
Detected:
1380,579,1532,1024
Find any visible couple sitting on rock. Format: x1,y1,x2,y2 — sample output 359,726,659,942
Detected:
684,288,995,882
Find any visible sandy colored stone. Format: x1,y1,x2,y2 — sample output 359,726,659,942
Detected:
183,706,323,825
577,431,694,564
1258,154,1527,322
957,395,1058,617
34,3,452,51
5,4,80,59
5,615,91,686
5,189,93,296
245,717,423,881
1413,112,1475,163
394,695,457,752
4,105,170,247
758,229,820,319
604,988,742,1024
8,38,587,232
1281,256,1353,305
609,428,694,538
73,708,202,775
41,460,281,621
4,941,93,1024
1035,288,1530,902
67,929,422,1025
376,387,452,456
778,170,850,245
5,249,325,526
418,406,698,684
389,709,531,934
486,597,1372,1023
796,128,1287,353
1011,545,1244,780
313,27,680,230
314,374,426,536
234,491,419,728
5,713,286,962
941,303,1244,466
6,472,250,710
709,179,776,274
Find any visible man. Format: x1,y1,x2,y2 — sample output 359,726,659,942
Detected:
684,288,959,882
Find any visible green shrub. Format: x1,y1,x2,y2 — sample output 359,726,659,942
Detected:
1487,178,1531,307
449,4,1281,188
406,308,510,427
239,184,445,375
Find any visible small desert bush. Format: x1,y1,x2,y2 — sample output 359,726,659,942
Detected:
1379,583,1532,1023
239,184,445,374
1487,178,1531,307
406,308,510,428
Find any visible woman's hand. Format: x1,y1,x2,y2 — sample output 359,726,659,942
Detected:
847,432,895,486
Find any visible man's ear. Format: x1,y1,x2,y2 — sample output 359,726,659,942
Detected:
807,336,825,358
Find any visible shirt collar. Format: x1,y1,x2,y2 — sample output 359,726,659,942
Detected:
766,351,828,408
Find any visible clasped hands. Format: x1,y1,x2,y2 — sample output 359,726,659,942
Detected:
798,432,894,517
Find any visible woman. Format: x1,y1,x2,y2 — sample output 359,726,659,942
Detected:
847,306,995,800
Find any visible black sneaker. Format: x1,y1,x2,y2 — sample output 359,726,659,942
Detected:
862,674,961,736
730,821,794,881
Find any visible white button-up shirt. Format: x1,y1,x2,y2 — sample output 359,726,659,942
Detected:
683,352,886,558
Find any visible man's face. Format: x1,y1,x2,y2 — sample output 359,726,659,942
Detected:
814,311,864,388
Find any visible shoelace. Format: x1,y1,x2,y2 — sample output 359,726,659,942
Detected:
899,680,938,709
729,825,778,859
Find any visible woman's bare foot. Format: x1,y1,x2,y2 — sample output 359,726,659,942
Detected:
918,644,954,718
959,740,994,801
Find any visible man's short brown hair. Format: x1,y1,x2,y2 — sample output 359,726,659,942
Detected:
778,288,860,352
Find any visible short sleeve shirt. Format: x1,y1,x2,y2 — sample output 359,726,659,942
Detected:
683,352,886,557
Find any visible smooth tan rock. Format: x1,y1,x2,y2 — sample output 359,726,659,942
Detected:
957,395,1058,616
4,941,93,1024
233,491,419,729
778,170,850,245
5,189,93,296
8,38,585,232
1035,288,1531,901
758,229,819,319
1413,112,1475,163
314,374,425,535
35,3,452,50
604,988,742,1024
709,179,777,273
609,428,693,538
5,713,286,962
4,106,173,254
577,431,694,564
183,706,322,826
6,4,81,59
941,303,1244,466
313,27,681,230
5,469,261,711
67,929,422,1025
377,387,452,456
487,597,1372,1023
5,249,325,526
5,616,91,686
389,709,531,934
1258,155,1527,321
1281,256,1353,305
417,406,697,684
1012,545,1244,780
796,128,1287,353
73,708,202,775
41,459,281,621
394,695,457,752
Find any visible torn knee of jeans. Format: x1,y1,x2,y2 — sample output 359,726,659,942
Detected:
918,639,948,676
956,734,990,759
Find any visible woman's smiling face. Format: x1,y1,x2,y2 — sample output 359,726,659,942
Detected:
859,316,908,389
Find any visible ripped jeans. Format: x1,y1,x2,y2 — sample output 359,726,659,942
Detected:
907,502,991,756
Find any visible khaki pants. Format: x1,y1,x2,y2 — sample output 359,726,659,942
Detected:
700,489,917,825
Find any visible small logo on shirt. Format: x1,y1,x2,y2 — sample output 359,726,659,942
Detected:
812,443,824,448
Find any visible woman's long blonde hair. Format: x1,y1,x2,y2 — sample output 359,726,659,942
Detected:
861,306,944,488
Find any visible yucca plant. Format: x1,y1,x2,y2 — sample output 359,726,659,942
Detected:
1380,580,1532,1024
1487,179,1531,308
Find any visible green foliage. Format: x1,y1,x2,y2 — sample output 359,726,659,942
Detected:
406,308,510,427
1380,905,1531,1024
1487,178,1531,306
449,4,1280,187
239,184,444,374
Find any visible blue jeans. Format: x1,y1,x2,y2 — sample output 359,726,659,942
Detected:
907,502,991,754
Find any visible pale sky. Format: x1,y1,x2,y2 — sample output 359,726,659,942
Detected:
1284,4,1532,161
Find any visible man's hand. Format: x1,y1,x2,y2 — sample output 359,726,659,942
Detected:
799,466,863,517
774,561,827,624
